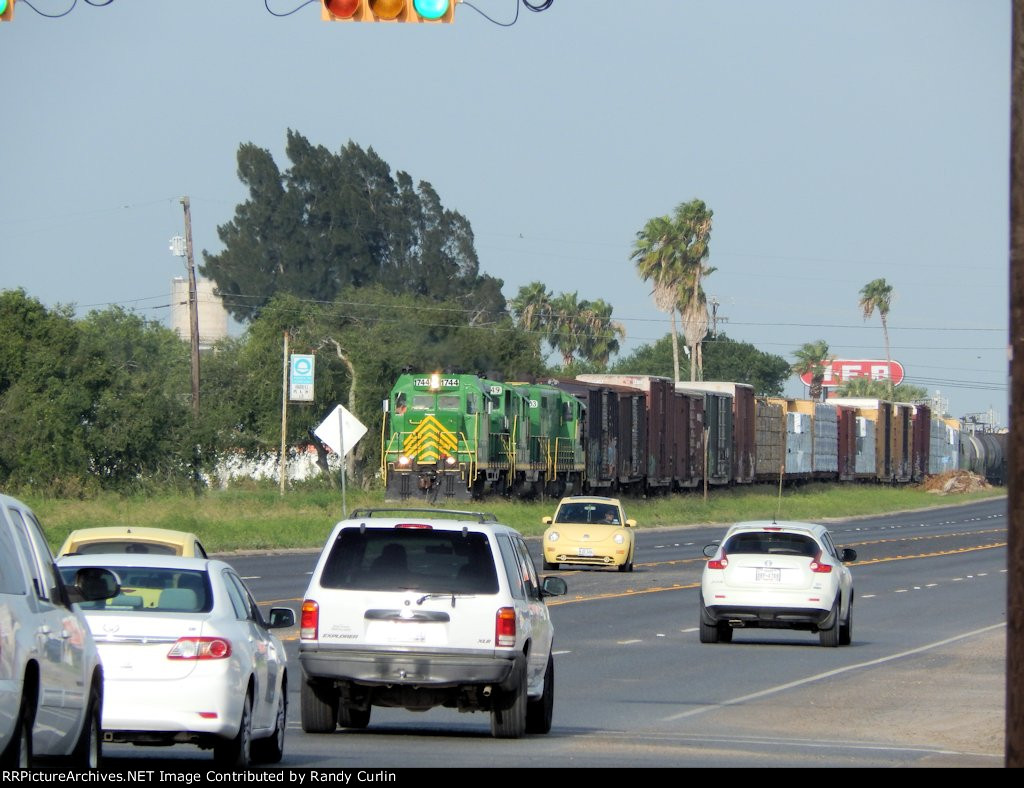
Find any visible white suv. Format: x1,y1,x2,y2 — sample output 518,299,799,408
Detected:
298,508,567,738
700,520,856,647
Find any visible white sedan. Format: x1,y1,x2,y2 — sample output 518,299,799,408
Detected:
699,521,856,647
57,555,294,767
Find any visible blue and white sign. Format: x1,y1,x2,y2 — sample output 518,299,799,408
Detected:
289,354,315,402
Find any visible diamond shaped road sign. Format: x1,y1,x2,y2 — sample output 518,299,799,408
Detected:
314,404,367,457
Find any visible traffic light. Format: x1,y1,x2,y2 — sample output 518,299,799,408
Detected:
0,0,14,23
322,0,455,23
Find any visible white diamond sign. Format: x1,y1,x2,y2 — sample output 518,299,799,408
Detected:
314,405,367,458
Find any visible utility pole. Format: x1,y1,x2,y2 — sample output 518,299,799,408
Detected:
180,196,201,418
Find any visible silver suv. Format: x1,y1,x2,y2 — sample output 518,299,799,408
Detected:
298,509,567,738
1,493,119,768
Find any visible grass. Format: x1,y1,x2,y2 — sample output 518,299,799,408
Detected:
24,481,1005,555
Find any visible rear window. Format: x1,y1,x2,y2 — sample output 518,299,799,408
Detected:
723,532,819,558
319,528,499,594
70,540,180,556
58,566,213,613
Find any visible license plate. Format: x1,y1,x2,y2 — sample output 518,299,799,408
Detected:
577,547,594,557
755,567,781,583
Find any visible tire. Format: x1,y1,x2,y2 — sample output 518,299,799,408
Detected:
1,692,33,769
70,684,101,769
251,688,286,764
525,655,554,735
839,597,853,646
490,671,527,739
337,703,371,729
214,693,252,769
699,620,720,644
819,600,841,648
543,560,558,571
301,678,338,734
617,547,635,573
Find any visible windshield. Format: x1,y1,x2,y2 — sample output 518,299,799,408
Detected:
320,528,499,593
554,503,621,525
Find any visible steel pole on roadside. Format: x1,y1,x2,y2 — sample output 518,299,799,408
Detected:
1007,0,1023,768
280,332,289,496
338,408,348,519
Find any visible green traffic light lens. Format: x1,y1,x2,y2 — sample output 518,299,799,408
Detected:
413,0,449,19
0,0,9,15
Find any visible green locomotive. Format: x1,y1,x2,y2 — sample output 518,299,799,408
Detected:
381,372,584,500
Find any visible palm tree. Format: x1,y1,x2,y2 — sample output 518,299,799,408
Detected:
548,291,588,366
632,200,714,382
792,340,831,401
858,278,894,397
510,281,553,335
578,298,626,368
632,214,686,382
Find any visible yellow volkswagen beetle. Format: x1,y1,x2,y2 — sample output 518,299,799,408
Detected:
58,526,208,559
542,496,637,572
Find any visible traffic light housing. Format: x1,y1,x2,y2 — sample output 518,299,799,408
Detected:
322,0,455,23
0,0,14,23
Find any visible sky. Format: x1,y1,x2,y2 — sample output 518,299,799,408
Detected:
0,0,1012,424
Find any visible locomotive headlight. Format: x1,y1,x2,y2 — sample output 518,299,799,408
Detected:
398,455,411,467
547,532,559,542
444,455,456,466
613,532,626,544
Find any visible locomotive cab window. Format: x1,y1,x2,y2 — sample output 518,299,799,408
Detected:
438,395,461,410
412,395,434,410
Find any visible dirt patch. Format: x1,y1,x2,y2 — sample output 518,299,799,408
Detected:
919,470,992,495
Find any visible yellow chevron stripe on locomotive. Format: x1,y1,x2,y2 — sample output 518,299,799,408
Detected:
402,415,459,463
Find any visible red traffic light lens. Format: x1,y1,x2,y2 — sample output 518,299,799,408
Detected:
323,0,360,18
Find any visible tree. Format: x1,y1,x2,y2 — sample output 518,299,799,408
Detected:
202,130,505,323
577,298,625,369
836,378,927,401
632,199,714,382
612,332,789,396
792,340,831,401
858,278,895,395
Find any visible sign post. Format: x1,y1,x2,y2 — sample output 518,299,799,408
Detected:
314,405,368,518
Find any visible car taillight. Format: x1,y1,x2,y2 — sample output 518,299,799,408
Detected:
707,550,728,570
809,551,833,573
301,599,319,640
167,637,231,660
495,607,516,647
396,523,433,529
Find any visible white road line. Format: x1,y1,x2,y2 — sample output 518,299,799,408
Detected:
552,650,572,655
618,639,643,645
663,623,1005,722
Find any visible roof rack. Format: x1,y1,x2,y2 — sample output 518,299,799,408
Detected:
347,508,498,524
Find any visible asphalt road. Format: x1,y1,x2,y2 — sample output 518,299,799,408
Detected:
103,497,1008,769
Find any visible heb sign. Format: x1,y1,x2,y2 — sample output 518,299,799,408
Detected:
799,359,904,388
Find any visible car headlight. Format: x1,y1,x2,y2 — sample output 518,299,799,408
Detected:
547,532,559,542
613,532,626,544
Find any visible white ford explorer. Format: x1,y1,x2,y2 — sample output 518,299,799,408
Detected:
298,509,567,738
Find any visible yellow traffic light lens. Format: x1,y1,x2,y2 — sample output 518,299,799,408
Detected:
323,0,360,18
369,0,404,20
413,0,449,19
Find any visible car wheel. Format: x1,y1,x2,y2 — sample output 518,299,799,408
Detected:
301,678,339,734
1,691,34,769
617,547,635,573
819,600,841,648
699,620,720,644
337,703,371,729
214,693,252,769
525,655,554,735
70,683,101,769
490,669,527,739
839,597,853,646
251,688,286,764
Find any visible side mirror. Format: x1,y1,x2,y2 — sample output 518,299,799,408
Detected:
625,519,637,528
840,548,857,563
542,517,553,525
66,567,121,606
702,544,720,559
540,576,568,598
267,607,296,629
